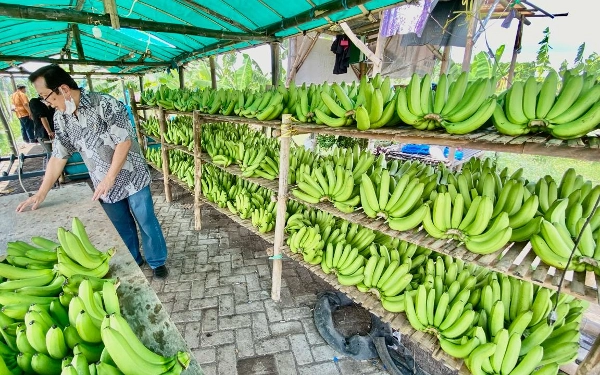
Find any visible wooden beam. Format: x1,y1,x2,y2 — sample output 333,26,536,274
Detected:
425,44,444,61
576,336,600,375
0,71,142,77
339,22,382,71
270,42,281,87
286,32,319,85
371,17,385,76
357,4,377,22
507,15,524,87
179,0,253,33
474,0,501,43
0,55,168,67
209,56,217,89
102,0,120,30
72,24,85,60
260,0,373,35
86,74,93,91
178,65,185,89
63,0,85,58
0,3,274,42
9,75,17,92
462,0,481,71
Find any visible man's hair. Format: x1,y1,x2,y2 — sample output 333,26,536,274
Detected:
29,65,78,92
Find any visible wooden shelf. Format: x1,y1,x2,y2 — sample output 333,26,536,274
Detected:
138,128,160,141
289,198,600,305
199,153,279,192
282,247,468,374
163,142,194,157
200,199,276,244
291,123,600,162
148,157,276,244
136,106,281,128
147,161,193,195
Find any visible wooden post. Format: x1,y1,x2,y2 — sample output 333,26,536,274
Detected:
576,336,600,375
209,56,217,89
0,99,17,155
138,75,147,119
120,79,127,103
128,87,143,146
193,110,203,231
359,61,367,79
462,0,481,71
158,107,172,203
270,42,281,88
178,65,185,89
86,74,94,91
9,75,16,92
507,15,524,87
271,114,291,301
440,46,452,74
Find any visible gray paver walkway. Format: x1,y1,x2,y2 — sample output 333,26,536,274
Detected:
145,177,393,375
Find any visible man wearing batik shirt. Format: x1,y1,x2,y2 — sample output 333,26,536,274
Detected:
16,65,169,279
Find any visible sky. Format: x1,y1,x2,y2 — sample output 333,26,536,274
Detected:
244,0,595,74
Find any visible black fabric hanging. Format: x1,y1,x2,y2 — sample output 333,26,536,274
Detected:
331,35,352,74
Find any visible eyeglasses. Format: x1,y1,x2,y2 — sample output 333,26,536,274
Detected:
39,87,58,105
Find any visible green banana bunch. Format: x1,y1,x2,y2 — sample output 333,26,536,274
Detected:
286,225,324,265
494,70,600,139
320,242,365,286
396,72,496,134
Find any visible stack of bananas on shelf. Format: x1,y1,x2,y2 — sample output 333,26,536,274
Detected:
320,242,366,286
316,74,400,130
529,167,600,274
0,217,192,374
144,147,162,168
140,116,160,138
493,69,600,139
162,116,194,151
202,164,281,234
396,72,497,134
202,123,281,180
168,150,195,188
286,225,325,265
288,146,317,185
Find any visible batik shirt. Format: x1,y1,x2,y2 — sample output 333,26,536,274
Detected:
52,89,150,203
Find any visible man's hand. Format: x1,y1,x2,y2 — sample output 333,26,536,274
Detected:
48,132,55,140
16,192,47,212
92,175,116,201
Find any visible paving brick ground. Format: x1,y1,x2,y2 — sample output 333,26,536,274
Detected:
144,176,392,375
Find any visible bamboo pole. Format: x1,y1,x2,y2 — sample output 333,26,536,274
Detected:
158,107,172,203
138,75,147,120
507,15,524,87
193,111,203,231
271,114,291,301
270,42,281,88
462,0,481,71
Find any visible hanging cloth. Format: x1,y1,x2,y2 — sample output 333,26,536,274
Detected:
330,35,352,74
380,0,434,38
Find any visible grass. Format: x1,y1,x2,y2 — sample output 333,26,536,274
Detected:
486,152,600,185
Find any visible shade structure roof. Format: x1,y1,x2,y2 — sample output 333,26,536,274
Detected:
0,0,408,73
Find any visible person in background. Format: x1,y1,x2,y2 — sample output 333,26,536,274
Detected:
16,64,169,279
29,97,55,141
11,84,36,145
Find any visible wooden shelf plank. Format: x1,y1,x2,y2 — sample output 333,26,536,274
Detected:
200,199,276,244
290,123,600,162
163,142,195,157
289,197,600,304
282,247,467,374
147,161,193,195
198,153,279,193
